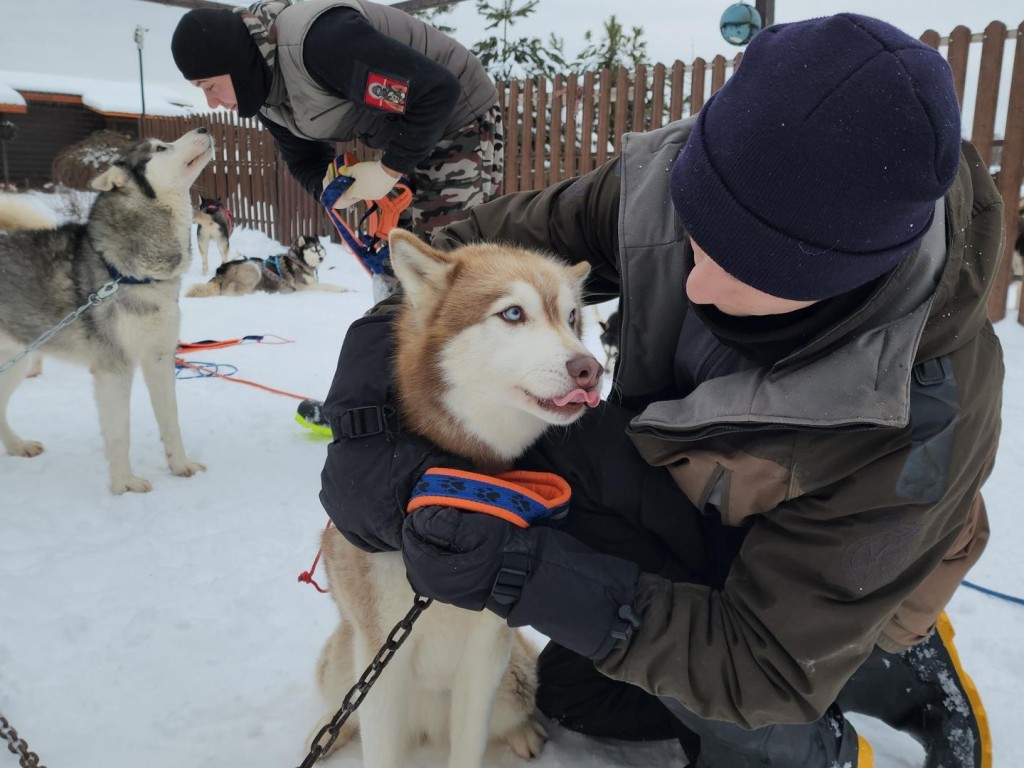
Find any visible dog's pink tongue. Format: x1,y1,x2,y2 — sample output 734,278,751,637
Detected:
553,389,602,408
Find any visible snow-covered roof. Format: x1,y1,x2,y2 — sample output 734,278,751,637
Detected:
0,70,198,117
0,81,28,112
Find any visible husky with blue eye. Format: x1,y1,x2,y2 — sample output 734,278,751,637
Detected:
309,229,605,768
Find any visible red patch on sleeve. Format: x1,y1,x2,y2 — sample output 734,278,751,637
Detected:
364,72,409,114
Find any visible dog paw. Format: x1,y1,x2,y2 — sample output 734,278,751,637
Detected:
9,439,44,458
170,458,207,477
112,476,153,494
504,717,548,759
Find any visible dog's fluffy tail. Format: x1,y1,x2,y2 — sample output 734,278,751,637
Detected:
0,194,57,232
185,281,223,298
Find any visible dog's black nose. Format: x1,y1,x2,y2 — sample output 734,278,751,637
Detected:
196,127,209,134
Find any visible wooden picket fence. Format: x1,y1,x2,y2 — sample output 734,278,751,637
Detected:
141,18,1024,323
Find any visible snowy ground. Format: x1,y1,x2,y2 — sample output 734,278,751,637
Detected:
1,201,1022,768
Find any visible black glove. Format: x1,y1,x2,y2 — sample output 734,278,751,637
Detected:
319,314,467,552
402,506,642,661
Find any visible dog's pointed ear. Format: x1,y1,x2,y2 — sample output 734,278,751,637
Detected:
388,229,456,309
90,164,131,192
568,261,591,286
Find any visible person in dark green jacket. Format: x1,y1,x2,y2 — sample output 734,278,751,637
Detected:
320,13,1003,768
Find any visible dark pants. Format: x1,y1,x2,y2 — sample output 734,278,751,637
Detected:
537,642,863,767
522,404,986,767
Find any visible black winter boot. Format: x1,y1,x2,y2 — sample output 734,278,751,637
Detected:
837,612,991,768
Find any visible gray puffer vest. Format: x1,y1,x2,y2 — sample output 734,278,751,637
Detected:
260,0,496,147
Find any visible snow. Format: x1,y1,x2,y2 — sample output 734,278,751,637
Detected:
1,191,1022,767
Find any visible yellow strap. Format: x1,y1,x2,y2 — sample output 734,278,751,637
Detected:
856,734,874,768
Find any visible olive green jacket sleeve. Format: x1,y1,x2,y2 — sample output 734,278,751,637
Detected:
432,159,623,302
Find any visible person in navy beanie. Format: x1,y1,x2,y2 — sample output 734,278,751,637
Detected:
320,12,1003,768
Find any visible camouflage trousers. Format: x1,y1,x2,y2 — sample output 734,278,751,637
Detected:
369,104,504,301
399,103,505,240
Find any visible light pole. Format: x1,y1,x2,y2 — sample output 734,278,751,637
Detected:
755,0,775,28
0,120,16,188
134,25,148,118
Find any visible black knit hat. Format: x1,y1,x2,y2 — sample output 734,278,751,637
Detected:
171,9,271,118
670,13,961,301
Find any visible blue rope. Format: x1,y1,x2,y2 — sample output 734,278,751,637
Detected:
175,359,239,379
961,580,1024,607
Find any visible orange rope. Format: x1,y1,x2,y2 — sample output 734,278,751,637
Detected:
174,358,314,401
176,334,293,354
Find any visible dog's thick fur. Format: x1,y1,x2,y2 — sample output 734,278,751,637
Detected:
0,129,213,494
0,193,56,233
185,235,346,298
194,196,232,275
311,230,603,768
0,194,55,378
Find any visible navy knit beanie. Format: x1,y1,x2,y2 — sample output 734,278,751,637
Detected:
670,13,961,301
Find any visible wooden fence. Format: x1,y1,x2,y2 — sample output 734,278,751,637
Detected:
141,18,1024,324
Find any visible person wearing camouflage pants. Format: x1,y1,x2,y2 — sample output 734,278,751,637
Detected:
171,0,503,301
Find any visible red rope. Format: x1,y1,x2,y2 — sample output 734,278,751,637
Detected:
298,519,333,593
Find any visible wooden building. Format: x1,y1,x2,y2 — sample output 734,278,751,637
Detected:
0,71,193,189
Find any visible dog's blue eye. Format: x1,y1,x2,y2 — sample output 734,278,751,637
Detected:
500,306,524,323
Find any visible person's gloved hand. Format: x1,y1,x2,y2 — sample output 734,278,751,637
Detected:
319,313,468,552
329,160,401,209
402,506,643,661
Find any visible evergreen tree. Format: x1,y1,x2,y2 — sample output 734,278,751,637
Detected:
471,0,567,81
574,15,649,73
412,4,457,35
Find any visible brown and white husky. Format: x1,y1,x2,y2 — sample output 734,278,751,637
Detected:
310,229,604,768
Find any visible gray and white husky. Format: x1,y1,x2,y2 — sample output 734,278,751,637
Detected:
185,234,346,297
0,128,214,494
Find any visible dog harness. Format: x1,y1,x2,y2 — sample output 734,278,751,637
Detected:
200,199,234,235
262,254,286,284
261,251,318,286
320,153,413,275
407,468,571,528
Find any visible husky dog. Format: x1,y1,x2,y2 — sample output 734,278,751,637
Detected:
0,129,214,494
310,229,603,768
194,195,233,274
185,235,346,298
0,194,56,378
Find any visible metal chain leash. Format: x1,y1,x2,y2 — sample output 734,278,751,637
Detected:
0,712,46,768
0,279,121,375
296,594,433,768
